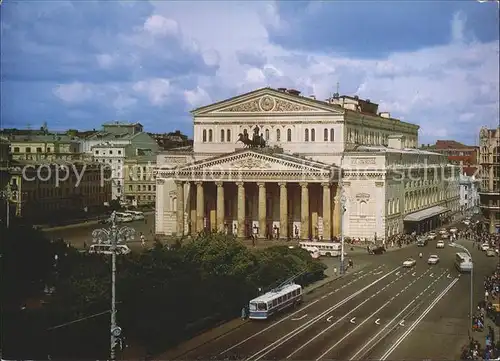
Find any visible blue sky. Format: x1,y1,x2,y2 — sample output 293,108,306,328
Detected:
1,0,498,145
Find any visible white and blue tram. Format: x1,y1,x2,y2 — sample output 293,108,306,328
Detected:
248,283,303,320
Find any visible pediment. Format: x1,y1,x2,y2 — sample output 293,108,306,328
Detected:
177,150,334,173
191,88,344,116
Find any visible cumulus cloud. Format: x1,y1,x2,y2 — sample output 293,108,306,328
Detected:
2,0,498,144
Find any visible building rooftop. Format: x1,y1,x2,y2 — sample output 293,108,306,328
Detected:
102,121,143,127
6,134,80,142
434,140,476,150
349,145,442,156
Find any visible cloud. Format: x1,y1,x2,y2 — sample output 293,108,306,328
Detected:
1,0,498,146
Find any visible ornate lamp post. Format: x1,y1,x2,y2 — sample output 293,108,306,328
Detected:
92,211,135,361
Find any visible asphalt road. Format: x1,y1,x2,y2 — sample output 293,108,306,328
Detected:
42,214,156,247
173,237,498,361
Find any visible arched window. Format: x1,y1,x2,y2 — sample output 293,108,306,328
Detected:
304,129,309,142
324,128,328,141
208,129,213,142
330,128,335,142
202,129,207,142
220,129,225,142
287,129,292,141
276,129,281,142
265,129,270,140
227,129,231,142
311,129,315,142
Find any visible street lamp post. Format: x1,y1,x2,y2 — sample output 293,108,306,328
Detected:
450,242,474,336
340,184,347,275
92,211,135,361
0,183,13,228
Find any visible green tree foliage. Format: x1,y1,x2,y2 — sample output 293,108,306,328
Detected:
2,229,326,359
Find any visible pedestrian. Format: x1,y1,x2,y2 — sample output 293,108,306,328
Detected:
241,306,247,320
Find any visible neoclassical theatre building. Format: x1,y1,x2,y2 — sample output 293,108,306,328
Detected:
155,87,460,241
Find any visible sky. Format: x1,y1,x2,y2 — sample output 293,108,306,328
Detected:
1,0,499,145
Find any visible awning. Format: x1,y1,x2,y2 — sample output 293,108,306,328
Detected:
404,206,449,222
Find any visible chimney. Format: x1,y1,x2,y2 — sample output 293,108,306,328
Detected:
379,112,391,118
287,89,301,96
388,134,405,150
277,87,287,92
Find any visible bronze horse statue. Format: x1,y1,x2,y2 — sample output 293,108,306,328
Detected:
237,126,266,148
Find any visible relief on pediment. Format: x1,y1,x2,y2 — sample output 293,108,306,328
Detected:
229,157,273,169
219,96,317,113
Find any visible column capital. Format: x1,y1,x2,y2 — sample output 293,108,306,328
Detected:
195,181,203,186
257,182,266,188
236,181,245,187
215,181,224,187
321,182,331,188
175,180,184,186
278,182,287,188
300,182,309,189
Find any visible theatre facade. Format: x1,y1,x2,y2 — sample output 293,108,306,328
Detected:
155,87,460,241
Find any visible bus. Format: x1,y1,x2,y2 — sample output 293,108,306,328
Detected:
248,283,303,320
89,244,131,255
299,241,342,257
115,212,133,223
125,210,145,220
455,252,473,273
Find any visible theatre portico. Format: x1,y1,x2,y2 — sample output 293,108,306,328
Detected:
156,148,342,240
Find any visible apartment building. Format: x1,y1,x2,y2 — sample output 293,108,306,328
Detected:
421,140,478,166
123,153,156,206
479,126,500,233
7,160,112,224
459,167,480,216
82,121,158,200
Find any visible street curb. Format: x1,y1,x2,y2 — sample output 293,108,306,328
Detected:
158,271,351,359
160,319,250,360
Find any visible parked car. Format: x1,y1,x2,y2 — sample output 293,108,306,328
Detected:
428,232,437,240
428,255,440,265
486,249,496,257
403,258,417,268
436,240,445,249
481,243,490,251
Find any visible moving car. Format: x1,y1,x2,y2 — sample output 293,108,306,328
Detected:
428,232,437,240
463,219,471,226
481,243,490,251
449,227,458,233
436,240,445,248
417,238,428,247
370,246,386,255
428,255,440,265
403,258,417,268
441,232,449,239
439,228,448,235
486,249,496,257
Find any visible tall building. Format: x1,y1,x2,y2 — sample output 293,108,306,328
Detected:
459,167,480,216
123,153,156,206
82,122,158,201
155,87,460,240
7,160,112,224
479,126,500,233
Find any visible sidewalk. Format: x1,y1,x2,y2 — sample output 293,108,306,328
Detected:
153,260,372,361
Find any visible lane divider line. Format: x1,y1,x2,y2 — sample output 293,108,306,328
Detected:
379,277,459,361
245,267,403,361
349,270,446,361
218,266,375,355
286,270,415,359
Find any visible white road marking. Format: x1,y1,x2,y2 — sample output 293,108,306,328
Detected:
395,271,401,276
399,320,405,327
430,273,434,278
327,316,333,322
412,272,416,276
316,300,393,361
380,277,459,361
291,314,308,321
373,271,383,275
320,295,326,299
375,318,381,325
328,291,334,296
218,266,373,355
350,317,356,324
246,267,402,361
447,274,451,279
